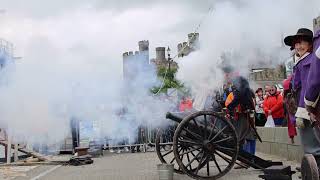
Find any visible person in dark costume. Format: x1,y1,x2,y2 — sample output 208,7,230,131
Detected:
225,76,256,169
225,76,256,143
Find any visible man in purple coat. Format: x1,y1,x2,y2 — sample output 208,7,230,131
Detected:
305,18,320,122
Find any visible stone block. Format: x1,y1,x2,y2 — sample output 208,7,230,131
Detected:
287,144,303,162
274,127,291,144
270,142,288,158
257,127,275,142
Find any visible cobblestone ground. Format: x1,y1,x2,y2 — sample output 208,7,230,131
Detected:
5,152,302,180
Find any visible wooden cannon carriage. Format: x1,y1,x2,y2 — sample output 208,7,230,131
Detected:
155,110,284,180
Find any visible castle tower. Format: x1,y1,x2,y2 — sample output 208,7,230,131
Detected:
138,40,149,52
156,47,166,61
123,40,151,81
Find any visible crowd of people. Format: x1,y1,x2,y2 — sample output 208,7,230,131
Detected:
222,84,286,127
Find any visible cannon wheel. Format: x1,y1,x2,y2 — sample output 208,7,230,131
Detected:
173,111,239,180
155,127,183,174
301,154,319,180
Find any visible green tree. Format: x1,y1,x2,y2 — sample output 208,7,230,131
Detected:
151,66,189,95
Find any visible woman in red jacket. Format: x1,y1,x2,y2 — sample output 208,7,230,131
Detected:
263,85,285,126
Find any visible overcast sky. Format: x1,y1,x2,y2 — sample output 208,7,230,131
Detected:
0,0,210,16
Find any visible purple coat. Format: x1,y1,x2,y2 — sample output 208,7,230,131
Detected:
305,30,320,108
293,53,312,108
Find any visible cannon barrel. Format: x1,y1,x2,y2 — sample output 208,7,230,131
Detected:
165,112,184,123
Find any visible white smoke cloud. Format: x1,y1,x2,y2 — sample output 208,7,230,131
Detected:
177,0,320,97
0,4,190,146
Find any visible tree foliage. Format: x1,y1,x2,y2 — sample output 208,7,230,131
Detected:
150,66,189,95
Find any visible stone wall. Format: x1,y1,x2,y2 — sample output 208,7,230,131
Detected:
256,127,303,162
251,66,286,82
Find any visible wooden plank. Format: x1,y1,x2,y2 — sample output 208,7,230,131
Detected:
0,161,63,167
17,148,48,161
0,141,48,161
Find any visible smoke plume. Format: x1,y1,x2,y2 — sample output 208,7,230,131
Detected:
177,0,320,98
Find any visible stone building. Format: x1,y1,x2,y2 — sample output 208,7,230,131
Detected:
250,66,286,88
177,33,199,58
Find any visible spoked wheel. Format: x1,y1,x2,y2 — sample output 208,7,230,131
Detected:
155,126,183,174
301,154,319,180
173,111,239,180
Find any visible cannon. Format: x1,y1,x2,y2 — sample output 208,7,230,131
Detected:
155,110,284,180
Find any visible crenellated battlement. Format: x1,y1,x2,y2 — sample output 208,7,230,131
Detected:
177,33,200,58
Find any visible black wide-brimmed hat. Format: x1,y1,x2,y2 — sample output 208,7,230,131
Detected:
284,28,313,47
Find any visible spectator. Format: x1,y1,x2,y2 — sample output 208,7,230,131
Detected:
263,85,285,126
255,88,266,126
179,96,192,112
283,76,297,143
264,85,271,99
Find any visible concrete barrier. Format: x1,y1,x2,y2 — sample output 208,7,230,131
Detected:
256,127,304,162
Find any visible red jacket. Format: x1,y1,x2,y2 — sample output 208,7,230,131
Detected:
179,99,193,112
263,92,285,119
